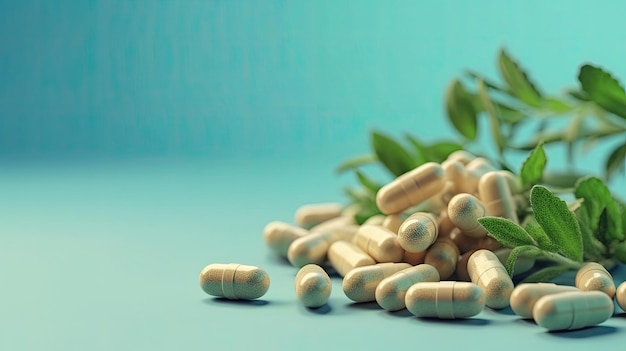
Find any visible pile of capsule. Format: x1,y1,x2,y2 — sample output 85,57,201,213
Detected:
199,151,626,331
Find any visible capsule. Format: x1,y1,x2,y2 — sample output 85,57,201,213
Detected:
467,249,514,309
424,239,459,280
294,203,343,229
287,225,358,268
199,263,270,300
263,221,309,257
442,159,467,195
376,162,446,215
464,158,498,194
437,210,457,239
496,170,522,194
402,250,427,265
616,281,626,311
533,291,614,331
575,262,616,298
405,281,485,319
353,224,404,262
375,264,440,311
448,227,501,254
447,193,488,238
493,248,535,277
509,283,579,319
446,150,476,165
327,241,376,277
342,263,411,302
295,264,332,308
477,171,519,223
382,214,404,234
309,215,356,234
455,249,478,281
397,212,439,253
364,215,386,226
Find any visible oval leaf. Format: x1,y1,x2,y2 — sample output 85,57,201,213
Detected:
445,79,478,140
519,143,546,188
605,141,626,180
497,48,543,107
530,185,584,262
477,216,537,248
524,219,555,252
370,131,417,177
578,64,626,119
574,176,624,242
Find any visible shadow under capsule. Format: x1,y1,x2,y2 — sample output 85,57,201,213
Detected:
413,316,491,326
345,301,382,311
545,325,619,338
203,297,271,307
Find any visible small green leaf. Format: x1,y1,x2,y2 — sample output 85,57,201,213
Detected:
520,266,571,284
497,48,543,107
574,176,624,242
505,245,541,277
494,103,526,124
335,154,378,174
354,170,381,193
465,70,508,92
370,130,417,177
574,205,607,260
542,98,573,113
605,141,626,180
530,185,584,262
519,143,546,188
477,216,537,248
524,219,555,252
425,141,463,163
477,79,506,153
578,64,626,119
445,79,478,140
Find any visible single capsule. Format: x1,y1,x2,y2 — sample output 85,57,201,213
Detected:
376,162,446,215
447,193,488,238
616,281,626,311
342,263,411,303
405,281,485,319
287,225,358,268
446,150,476,165
533,291,614,331
199,263,270,300
327,241,376,277
397,212,439,253
263,221,309,257
424,239,459,280
402,250,427,265
364,215,386,226
353,224,404,262
376,264,440,311
295,264,332,308
575,262,616,298
382,214,404,234
509,283,579,319
294,202,343,229
478,171,519,224
467,249,514,309
493,248,535,277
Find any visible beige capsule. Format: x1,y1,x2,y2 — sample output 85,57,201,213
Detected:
405,281,485,319
493,248,536,277
575,262,616,298
509,283,579,319
467,249,514,309
353,224,404,262
199,263,270,300
327,241,376,277
496,170,522,195
376,264,441,311
382,214,404,234
437,210,457,239
446,150,476,165
397,212,439,253
442,159,467,195
287,225,358,268
342,263,411,302
295,264,332,308
464,158,498,194
448,227,502,254
376,162,446,215
447,193,488,238
294,202,343,229
402,250,427,265
309,215,356,234
263,221,309,257
477,171,519,224
424,239,459,280
616,281,626,311
533,291,614,331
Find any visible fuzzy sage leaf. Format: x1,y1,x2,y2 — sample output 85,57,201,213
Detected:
578,64,626,120
477,216,536,248
505,245,541,277
519,143,546,188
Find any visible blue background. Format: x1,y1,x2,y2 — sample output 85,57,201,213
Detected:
1,1,626,350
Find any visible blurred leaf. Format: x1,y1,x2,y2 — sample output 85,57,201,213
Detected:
566,89,590,101
605,141,626,180
445,79,478,140
497,48,543,107
519,143,546,188
541,172,586,188
354,170,381,193
370,130,417,177
505,245,541,277
574,176,624,242
530,185,583,262
542,98,573,113
524,219,555,251
520,266,571,284
575,205,607,260
425,141,463,163
477,79,506,153
495,103,526,124
405,134,428,165
465,70,508,92
478,216,537,248
335,154,378,174
578,64,626,119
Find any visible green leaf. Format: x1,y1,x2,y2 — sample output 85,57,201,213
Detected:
335,154,378,174
370,130,417,177
566,89,590,101
505,245,541,277
574,176,624,242
575,205,606,260
445,79,478,140
425,141,463,163
497,48,543,107
520,266,571,284
477,216,537,248
605,141,626,180
524,219,555,252
542,98,573,113
354,170,381,193
530,185,584,262
578,64,626,119
494,103,526,124
477,79,506,153
464,70,508,92
405,134,428,165
519,143,546,188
